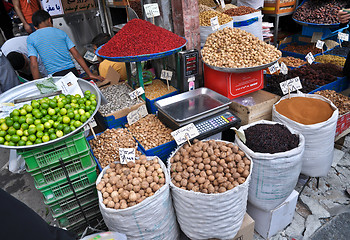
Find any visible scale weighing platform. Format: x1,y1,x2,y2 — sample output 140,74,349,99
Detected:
155,88,241,140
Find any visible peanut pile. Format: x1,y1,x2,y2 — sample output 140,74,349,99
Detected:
202,27,281,68
89,128,143,168
279,57,306,67
170,139,251,194
125,115,173,150
224,6,258,16
144,79,177,100
199,11,232,26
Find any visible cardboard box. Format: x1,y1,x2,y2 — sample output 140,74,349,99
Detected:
232,213,255,240
247,190,299,239
229,90,280,125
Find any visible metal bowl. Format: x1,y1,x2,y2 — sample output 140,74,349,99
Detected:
0,77,101,150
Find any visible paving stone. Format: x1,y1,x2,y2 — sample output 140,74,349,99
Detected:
332,148,345,167
310,212,350,240
304,215,321,239
300,195,330,218
285,212,305,238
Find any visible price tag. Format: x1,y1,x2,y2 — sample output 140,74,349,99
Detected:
316,40,325,49
268,62,280,74
210,16,220,31
338,32,349,41
188,76,195,82
144,3,160,18
127,105,148,125
160,70,173,81
119,148,135,164
311,32,323,43
171,123,199,145
279,77,303,95
84,118,97,131
129,87,145,100
220,0,225,9
280,62,288,75
305,52,315,64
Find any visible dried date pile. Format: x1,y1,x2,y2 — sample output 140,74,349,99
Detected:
293,0,347,25
282,43,322,56
244,124,299,154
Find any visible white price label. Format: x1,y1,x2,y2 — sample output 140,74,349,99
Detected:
280,62,288,75
144,3,160,18
84,118,97,131
279,77,303,95
316,40,325,49
119,148,135,164
305,52,315,64
160,70,173,81
129,87,145,100
171,123,199,145
268,62,280,74
220,0,225,9
210,16,220,31
188,76,195,82
338,32,349,41
311,32,323,43
127,105,148,125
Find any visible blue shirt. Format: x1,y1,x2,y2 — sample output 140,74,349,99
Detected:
27,27,75,75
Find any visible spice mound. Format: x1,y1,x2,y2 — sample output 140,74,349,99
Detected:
202,27,281,68
275,97,334,125
99,19,186,57
244,124,299,154
315,90,350,115
170,139,250,194
96,156,165,209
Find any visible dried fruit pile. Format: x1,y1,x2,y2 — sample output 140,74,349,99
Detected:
224,6,258,16
315,90,350,115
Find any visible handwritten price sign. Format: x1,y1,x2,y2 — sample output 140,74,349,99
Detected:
119,148,135,164
280,77,302,95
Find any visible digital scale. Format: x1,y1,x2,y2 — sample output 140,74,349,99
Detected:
178,49,200,92
155,88,241,140
84,50,99,64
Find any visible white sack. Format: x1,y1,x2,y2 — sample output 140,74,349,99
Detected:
235,120,305,211
96,157,179,240
232,11,263,40
272,93,338,177
200,20,233,47
9,150,25,174
168,140,253,240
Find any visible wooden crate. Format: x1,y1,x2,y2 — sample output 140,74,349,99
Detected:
263,0,296,15
229,90,280,125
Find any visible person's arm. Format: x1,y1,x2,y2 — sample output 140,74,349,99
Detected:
29,56,41,79
12,0,32,34
69,47,104,81
338,10,350,24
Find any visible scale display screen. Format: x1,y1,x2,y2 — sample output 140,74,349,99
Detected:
184,52,198,76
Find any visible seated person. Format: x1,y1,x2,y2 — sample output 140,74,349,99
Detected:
338,7,350,77
27,10,103,81
91,33,128,81
1,36,47,80
0,51,20,94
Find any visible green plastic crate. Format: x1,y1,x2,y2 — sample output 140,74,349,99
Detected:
37,166,97,203
48,184,97,216
29,151,95,187
56,200,100,228
19,132,89,171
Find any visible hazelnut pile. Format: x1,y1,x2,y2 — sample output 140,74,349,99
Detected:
202,27,281,68
97,156,166,210
170,139,251,194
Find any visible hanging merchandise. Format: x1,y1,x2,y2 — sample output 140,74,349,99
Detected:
96,156,179,240
168,140,252,240
272,93,338,177
235,120,305,211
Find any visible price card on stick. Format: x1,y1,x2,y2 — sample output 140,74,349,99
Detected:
210,16,220,31
280,62,288,75
171,123,200,146
338,32,349,41
160,70,173,90
119,148,135,164
279,77,303,95
127,105,148,125
268,62,280,74
316,40,325,50
84,118,97,131
144,3,160,18
129,87,145,100
305,52,315,64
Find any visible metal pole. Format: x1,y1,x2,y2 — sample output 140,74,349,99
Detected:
97,0,110,34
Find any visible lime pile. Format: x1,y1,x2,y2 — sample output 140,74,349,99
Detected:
0,91,97,146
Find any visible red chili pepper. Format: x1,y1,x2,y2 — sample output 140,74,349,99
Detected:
99,19,186,57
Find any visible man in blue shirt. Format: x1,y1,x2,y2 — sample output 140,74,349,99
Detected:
27,10,103,81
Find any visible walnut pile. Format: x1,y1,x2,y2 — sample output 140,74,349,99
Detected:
315,90,350,115
89,128,142,168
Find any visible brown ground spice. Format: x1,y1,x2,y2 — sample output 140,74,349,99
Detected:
275,97,334,125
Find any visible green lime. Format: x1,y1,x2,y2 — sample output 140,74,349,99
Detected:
67,112,74,119
57,101,64,109
41,109,47,116
25,114,33,119
23,130,29,136
21,136,28,141
78,109,85,116
5,119,13,127
91,99,97,107
61,99,68,105
5,135,11,141
85,106,91,111
1,123,8,131
71,98,77,104
8,127,16,136
63,116,70,124
25,105,33,113
34,119,41,125
18,140,26,146
75,94,81,99
28,134,36,142
84,90,91,95
28,127,37,135
57,124,64,131
35,123,44,132
36,131,44,138
21,123,29,130
8,141,16,146
20,109,27,116
52,118,58,125
65,104,72,110
35,138,42,144
0,137,4,144
41,102,49,109
16,130,23,137
34,112,43,119
44,132,49,136
11,135,20,143
78,98,85,105
13,122,20,130
48,108,55,116
12,109,20,116
48,128,55,135
49,133,57,140
42,135,50,142
85,112,91,119
90,94,96,100
60,108,67,115
90,106,96,111
26,117,34,125
0,119,4,124
54,107,60,114
12,115,19,123
80,115,87,123
79,104,85,111
0,131,6,137
41,117,48,123
26,141,33,146
57,116,63,123
31,100,40,109
49,100,57,108
48,120,54,125
59,93,65,98
63,126,71,134
70,126,76,131
4,141,8,146
53,122,59,128
18,116,26,124
56,130,63,138
74,121,82,128
70,120,75,126
74,114,80,121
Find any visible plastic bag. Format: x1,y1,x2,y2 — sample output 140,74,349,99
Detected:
272,93,338,177
9,150,25,174
96,157,179,240
231,11,263,40
168,140,252,240
235,120,305,211
200,20,234,47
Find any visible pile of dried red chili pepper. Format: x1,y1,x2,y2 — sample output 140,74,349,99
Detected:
99,19,186,57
